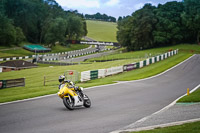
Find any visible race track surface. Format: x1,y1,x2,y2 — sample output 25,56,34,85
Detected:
0,55,200,133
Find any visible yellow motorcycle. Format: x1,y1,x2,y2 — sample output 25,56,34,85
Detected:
57,83,91,110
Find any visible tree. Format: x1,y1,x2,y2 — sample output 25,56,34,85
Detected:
132,4,157,50
117,4,157,51
66,15,85,40
15,27,25,45
84,12,116,22
117,0,200,51
153,2,184,46
1,0,88,46
182,0,200,44
83,20,88,36
118,16,122,22
117,16,132,50
44,17,67,47
0,13,16,46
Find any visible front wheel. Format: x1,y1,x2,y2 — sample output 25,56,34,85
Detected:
63,96,74,110
83,94,91,108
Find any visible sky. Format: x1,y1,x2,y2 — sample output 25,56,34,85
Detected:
55,0,182,18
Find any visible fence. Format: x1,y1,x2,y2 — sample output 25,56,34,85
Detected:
80,49,179,82
43,76,58,86
64,70,79,83
0,78,25,89
81,66,123,82
44,70,79,86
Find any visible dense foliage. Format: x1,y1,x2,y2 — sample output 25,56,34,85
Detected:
0,0,87,47
85,12,116,22
117,0,200,51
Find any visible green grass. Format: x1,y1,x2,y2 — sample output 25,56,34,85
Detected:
86,20,117,42
86,44,200,62
178,88,200,103
131,121,200,133
50,44,88,53
0,44,197,103
0,48,33,58
0,44,89,58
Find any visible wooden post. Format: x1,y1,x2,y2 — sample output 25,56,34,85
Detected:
23,77,25,87
44,76,46,86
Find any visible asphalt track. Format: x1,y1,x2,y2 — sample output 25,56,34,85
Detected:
60,49,115,63
0,55,200,133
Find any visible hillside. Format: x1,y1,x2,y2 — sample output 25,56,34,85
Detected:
86,20,117,42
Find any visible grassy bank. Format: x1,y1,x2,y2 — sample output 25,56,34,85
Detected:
86,44,200,62
178,88,200,103
86,20,117,42
0,44,89,58
131,121,200,133
0,44,197,103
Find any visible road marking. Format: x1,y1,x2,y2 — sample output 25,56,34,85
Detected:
111,118,200,133
110,83,200,133
0,55,196,106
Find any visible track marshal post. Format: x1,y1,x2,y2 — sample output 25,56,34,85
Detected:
187,88,190,95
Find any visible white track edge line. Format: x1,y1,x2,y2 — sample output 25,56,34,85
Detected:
0,94,56,106
115,118,200,133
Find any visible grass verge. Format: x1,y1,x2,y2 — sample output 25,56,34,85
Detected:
86,44,200,62
177,88,200,103
131,121,200,133
86,20,117,42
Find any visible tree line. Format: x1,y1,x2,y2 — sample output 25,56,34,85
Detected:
117,0,200,51
85,12,116,22
0,0,87,47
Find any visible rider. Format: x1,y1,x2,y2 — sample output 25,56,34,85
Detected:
58,75,83,96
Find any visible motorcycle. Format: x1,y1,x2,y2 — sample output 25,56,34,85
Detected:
57,83,91,110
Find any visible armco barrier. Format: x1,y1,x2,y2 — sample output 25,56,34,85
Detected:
98,69,106,78
123,63,136,71
81,66,123,82
81,71,90,82
80,49,178,82
146,59,150,66
90,70,98,80
139,61,143,68
134,49,178,69
105,66,123,76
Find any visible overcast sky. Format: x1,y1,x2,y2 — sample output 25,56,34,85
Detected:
55,0,182,18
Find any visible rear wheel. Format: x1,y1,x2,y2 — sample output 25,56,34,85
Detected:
63,96,74,110
83,94,91,108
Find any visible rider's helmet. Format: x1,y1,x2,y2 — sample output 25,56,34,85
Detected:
58,75,65,83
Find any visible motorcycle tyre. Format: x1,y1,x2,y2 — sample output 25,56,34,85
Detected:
63,96,74,110
83,94,91,108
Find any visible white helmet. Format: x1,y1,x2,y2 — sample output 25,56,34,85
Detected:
58,75,65,83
